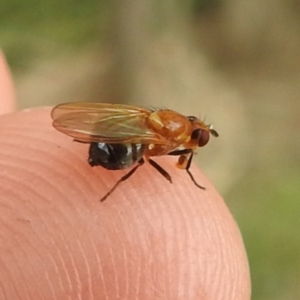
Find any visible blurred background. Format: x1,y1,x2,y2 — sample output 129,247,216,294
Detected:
1,0,299,298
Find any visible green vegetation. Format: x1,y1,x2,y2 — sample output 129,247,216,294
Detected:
0,0,109,71
227,169,300,300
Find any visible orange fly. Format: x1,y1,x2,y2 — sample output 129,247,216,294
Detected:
51,102,218,201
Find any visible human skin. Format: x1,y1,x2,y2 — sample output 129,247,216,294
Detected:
0,52,251,299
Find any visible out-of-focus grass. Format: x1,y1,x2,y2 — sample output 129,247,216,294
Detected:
0,0,110,71
227,167,300,300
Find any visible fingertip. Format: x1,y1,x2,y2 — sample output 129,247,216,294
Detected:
0,52,16,114
0,108,250,299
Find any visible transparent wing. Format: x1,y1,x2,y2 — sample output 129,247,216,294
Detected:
51,102,168,144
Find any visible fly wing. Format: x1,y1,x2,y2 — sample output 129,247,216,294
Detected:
51,102,168,144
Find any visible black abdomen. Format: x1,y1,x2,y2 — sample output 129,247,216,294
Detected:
88,143,145,170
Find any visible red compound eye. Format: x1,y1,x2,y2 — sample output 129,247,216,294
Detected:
197,129,210,147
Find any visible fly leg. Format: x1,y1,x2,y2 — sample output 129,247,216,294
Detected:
148,158,172,183
100,158,145,202
168,149,205,190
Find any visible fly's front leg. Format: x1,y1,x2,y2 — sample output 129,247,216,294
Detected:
167,149,190,168
168,149,205,190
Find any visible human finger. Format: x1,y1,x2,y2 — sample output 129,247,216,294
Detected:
0,52,16,114
0,108,250,299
